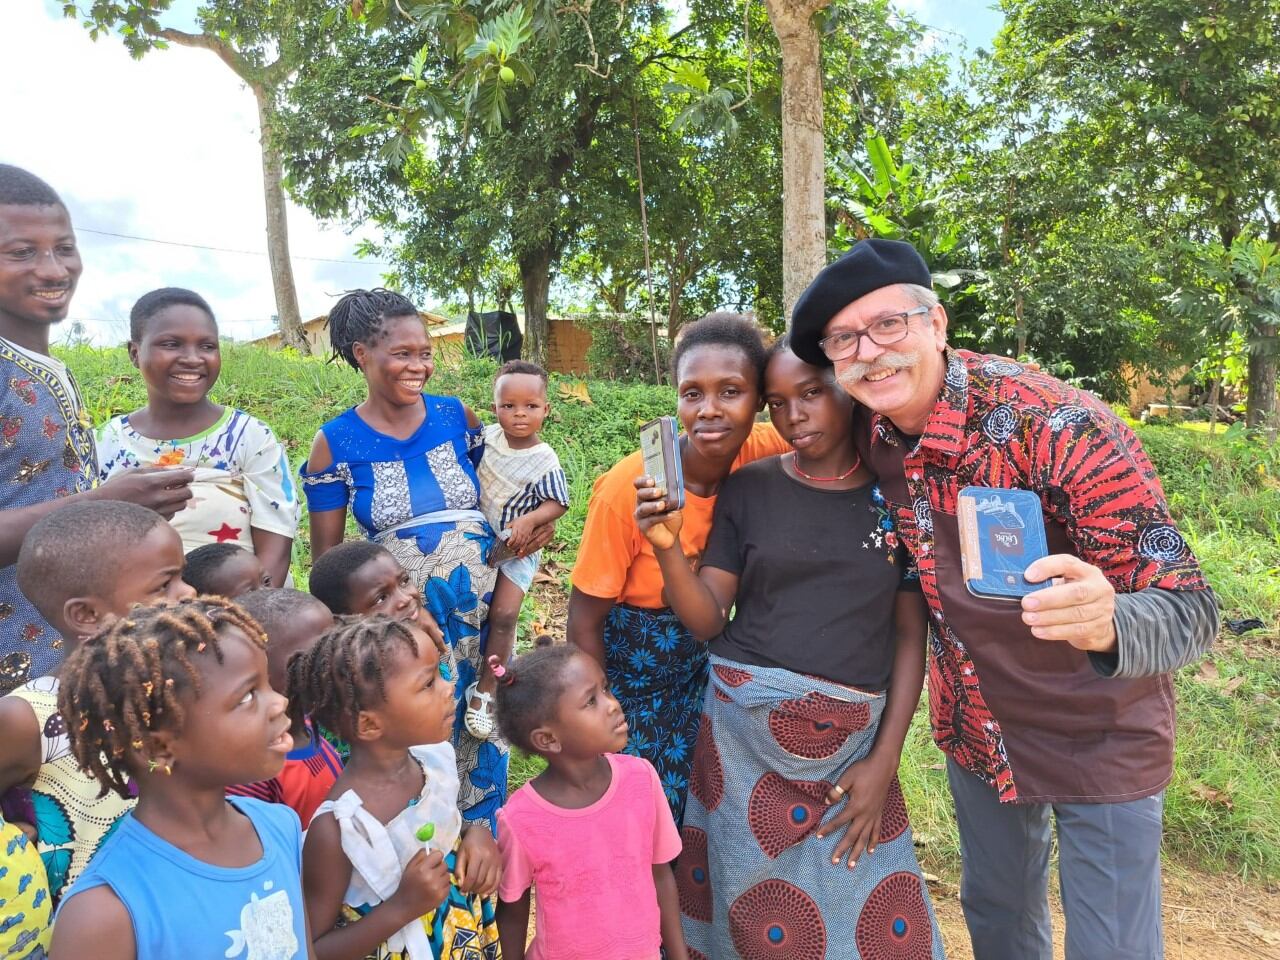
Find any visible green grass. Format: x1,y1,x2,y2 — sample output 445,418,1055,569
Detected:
61,344,1280,882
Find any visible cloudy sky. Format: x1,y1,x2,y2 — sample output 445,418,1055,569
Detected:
4,0,1001,346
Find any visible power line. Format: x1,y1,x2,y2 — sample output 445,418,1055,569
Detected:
66,315,272,328
76,227,391,267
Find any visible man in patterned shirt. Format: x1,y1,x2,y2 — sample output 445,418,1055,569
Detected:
0,165,193,690
790,238,1218,960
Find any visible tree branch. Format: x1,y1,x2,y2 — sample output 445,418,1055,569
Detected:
156,27,278,89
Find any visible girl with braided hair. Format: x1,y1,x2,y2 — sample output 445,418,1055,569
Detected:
293,615,501,960
50,596,309,959
0,499,194,913
302,289,554,831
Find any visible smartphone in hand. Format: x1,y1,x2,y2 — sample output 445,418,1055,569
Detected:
640,415,685,511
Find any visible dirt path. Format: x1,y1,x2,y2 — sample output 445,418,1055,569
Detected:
925,867,1280,959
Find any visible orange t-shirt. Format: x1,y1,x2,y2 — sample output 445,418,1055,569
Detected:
570,422,790,609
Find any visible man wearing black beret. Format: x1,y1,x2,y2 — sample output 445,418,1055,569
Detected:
790,238,1219,960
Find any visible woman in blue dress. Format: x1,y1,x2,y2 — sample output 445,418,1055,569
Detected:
301,289,553,829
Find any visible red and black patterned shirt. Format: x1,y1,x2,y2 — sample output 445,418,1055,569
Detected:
856,350,1208,803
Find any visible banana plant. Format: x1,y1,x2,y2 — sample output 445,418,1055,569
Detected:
829,130,960,267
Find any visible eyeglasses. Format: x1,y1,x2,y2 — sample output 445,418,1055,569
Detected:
817,306,931,362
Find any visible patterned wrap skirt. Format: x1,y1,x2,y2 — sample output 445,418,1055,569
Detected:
337,847,500,960
602,603,709,828
678,654,944,960
381,521,507,833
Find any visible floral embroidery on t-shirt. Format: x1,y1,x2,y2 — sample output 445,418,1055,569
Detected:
861,485,899,562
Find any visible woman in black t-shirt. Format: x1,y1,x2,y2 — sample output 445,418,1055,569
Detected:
637,341,945,959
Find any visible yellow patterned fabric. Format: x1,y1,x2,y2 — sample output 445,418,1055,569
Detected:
7,677,133,902
0,819,52,958
337,859,500,960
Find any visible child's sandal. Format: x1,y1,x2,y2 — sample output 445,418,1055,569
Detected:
464,682,498,740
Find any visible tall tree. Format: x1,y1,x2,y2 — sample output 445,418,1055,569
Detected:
999,0,1280,426
280,1,680,362
671,0,948,318
73,0,318,352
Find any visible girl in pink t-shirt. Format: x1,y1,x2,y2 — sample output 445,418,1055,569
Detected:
490,643,688,960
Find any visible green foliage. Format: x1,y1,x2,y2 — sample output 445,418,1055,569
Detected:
458,6,535,132
1136,423,1280,622
995,0,1280,422
829,130,960,262
580,314,673,384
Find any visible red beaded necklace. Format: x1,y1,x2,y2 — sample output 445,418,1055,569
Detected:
789,451,862,482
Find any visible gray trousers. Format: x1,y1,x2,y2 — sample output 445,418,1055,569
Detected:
947,759,1164,960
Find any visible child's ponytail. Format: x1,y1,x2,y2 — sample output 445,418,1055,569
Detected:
490,640,578,755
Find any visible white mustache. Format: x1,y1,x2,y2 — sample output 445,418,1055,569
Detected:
836,350,920,388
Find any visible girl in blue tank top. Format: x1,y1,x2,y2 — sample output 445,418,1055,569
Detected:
50,597,310,960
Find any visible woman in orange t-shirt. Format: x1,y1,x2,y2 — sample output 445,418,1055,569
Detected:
566,313,789,826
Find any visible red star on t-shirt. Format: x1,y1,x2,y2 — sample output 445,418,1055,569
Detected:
208,522,242,543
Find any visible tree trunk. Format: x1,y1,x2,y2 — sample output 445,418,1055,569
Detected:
1246,331,1278,435
667,282,685,342
1014,289,1027,357
252,85,308,355
518,245,553,364
765,0,830,321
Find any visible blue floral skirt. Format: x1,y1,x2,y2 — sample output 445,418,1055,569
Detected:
383,522,506,833
603,603,709,828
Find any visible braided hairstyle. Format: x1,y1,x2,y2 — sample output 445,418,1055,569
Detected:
286,614,419,737
491,638,578,754
57,597,266,800
326,288,422,371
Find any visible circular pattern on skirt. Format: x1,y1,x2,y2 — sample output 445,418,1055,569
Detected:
855,871,934,959
729,879,826,960
675,826,712,922
713,663,753,687
688,714,724,811
878,775,910,843
768,691,871,759
747,773,832,858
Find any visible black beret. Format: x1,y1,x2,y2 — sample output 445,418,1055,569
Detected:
789,239,932,366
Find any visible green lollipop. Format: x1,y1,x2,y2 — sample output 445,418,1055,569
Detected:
416,822,436,843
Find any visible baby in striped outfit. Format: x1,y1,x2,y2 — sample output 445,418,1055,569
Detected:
467,359,570,740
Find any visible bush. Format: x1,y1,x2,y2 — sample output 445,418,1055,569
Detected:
579,313,672,384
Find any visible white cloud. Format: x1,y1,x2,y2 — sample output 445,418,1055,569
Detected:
2,2,388,345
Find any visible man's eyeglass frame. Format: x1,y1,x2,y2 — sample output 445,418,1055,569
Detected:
817,305,932,362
